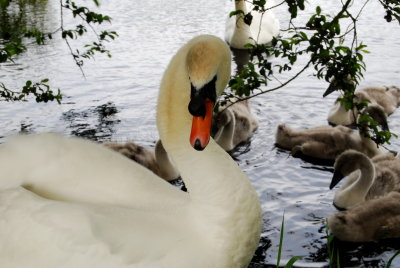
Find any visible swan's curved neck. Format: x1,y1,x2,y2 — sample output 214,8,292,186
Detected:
342,157,375,203
156,44,261,264
231,0,254,46
214,110,235,151
157,57,254,206
235,0,248,14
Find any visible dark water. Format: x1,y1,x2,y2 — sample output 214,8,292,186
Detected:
1,1,400,267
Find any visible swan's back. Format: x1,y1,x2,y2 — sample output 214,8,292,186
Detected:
104,141,160,175
367,153,400,200
0,186,208,268
328,191,400,242
103,140,179,181
275,124,382,160
360,85,400,115
328,85,400,126
0,133,187,209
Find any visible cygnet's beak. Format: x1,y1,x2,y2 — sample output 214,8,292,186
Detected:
189,99,214,151
329,170,344,190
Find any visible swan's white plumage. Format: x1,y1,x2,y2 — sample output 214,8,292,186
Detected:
225,0,280,49
0,133,186,209
0,35,262,268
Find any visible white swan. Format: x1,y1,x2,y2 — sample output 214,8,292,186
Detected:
0,35,262,268
329,149,400,210
213,99,259,151
225,0,280,49
104,140,179,181
327,190,400,242
328,85,400,126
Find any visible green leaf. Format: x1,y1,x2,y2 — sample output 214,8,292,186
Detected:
244,13,253,26
277,213,285,267
284,256,303,268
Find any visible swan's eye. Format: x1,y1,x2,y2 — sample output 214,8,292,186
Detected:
203,76,217,103
188,76,217,117
189,84,206,117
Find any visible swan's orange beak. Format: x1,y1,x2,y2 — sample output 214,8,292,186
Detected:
190,99,214,151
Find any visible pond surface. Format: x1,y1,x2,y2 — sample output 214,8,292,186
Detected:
1,0,400,267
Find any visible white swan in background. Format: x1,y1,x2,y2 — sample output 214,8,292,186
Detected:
0,35,262,268
329,149,400,210
104,140,179,181
225,0,280,49
328,190,400,242
213,99,258,151
328,85,400,126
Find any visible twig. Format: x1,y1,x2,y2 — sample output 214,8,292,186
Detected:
223,59,312,110
60,0,86,78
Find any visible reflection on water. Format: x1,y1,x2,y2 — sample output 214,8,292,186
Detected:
231,47,251,73
0,0,400,267
0,0,46,37
61,102,120,142
332,238,400,267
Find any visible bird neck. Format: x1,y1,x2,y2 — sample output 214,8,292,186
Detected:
214,109,236,151
231,0,254,47
235,0,248,14
156,46,261,266
156,50,255,208
352,159,375,196
340,157,376,207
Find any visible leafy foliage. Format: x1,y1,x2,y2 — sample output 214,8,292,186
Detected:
0,79,62,103
380,0,400,23
61,0,118,68
0,0,118,103
225,0,400,145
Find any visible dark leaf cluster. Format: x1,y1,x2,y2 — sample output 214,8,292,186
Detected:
62,0,111,24
380,0,400,23
0,79,62,104
60,1,118,70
